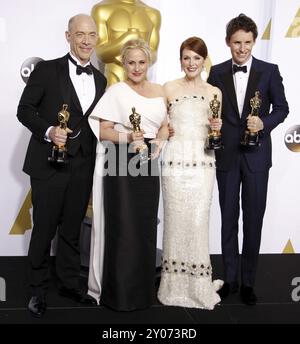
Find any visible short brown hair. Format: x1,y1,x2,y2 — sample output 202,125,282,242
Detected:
226,14,258,41
180,36,208,60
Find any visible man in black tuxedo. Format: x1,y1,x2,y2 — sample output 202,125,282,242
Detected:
17,14,107,317
208,14,289,305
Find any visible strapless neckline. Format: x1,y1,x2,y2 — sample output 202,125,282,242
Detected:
168,94,207,106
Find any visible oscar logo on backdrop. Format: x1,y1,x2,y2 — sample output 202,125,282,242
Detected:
91,0,161,85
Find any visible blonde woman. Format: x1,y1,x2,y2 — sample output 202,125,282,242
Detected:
88,39,168,311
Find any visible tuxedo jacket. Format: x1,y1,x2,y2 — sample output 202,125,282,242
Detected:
17,54,107,180
207,57,289,172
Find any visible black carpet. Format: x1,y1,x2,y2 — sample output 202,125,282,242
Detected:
0,255,299,327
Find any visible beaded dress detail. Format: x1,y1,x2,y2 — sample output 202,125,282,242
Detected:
158,95,223,309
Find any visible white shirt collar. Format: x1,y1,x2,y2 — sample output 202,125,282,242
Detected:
69,52,91,67
232,56,253,71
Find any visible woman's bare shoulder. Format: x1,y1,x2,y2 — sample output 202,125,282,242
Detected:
163,78,182,89
148,82,165,97
163,78,183,99
205,82,222,98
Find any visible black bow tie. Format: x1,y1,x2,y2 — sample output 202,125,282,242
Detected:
68,54,93,75
233,64,247,74
76,64,93,75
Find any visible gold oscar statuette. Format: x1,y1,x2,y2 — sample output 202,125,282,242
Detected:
48,104,70,164
206,94,223,150
241,91,261,147
129,107,149,164
92,0,161,85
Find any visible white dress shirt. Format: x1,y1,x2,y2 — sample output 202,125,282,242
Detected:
45,53,96,140
232,56,252,116
68,52,96,114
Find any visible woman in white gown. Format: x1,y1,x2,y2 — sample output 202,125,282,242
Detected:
158,37,223,309
88,39,168,311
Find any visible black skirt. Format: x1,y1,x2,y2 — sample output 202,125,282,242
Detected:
101,142,160,311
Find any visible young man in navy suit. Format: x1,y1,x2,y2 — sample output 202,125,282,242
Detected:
17,14,107,317
207,14,289,305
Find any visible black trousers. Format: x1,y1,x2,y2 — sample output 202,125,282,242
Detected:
28,150,94,296
217,154,269,287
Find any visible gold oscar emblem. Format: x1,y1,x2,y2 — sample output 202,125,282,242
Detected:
48,104,70,164
206,94,223,150
241,91,261,147
129,107,149,164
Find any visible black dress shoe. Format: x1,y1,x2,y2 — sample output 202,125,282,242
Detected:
217,282,239,300
58,287,97,305
240,285,257,305
28,296,47,318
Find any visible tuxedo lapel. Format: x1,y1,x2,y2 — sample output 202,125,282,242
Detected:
57,55,72,107
242,58,262,119
57,55,82,113
71,85,83,113
220,62,240,117
57,58,105,133
84,65,105,117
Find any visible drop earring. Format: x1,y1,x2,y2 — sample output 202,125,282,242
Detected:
201,65,207,81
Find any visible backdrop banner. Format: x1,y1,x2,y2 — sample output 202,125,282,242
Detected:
0,0,299,255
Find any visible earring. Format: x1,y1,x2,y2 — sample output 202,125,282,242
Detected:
201,65,207,81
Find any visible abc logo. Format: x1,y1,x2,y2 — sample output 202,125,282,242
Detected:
20,57,44,84
284,125,300,152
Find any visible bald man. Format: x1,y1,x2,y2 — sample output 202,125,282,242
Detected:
17,14,107,317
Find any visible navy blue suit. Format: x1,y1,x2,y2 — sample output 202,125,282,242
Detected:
208,57,289,286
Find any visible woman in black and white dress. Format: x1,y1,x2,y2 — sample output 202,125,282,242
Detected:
88,39,168,311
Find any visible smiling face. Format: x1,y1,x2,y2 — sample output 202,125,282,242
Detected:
123,48,149,84
181,48,204,80
226,29,255,65
65,15,98,65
